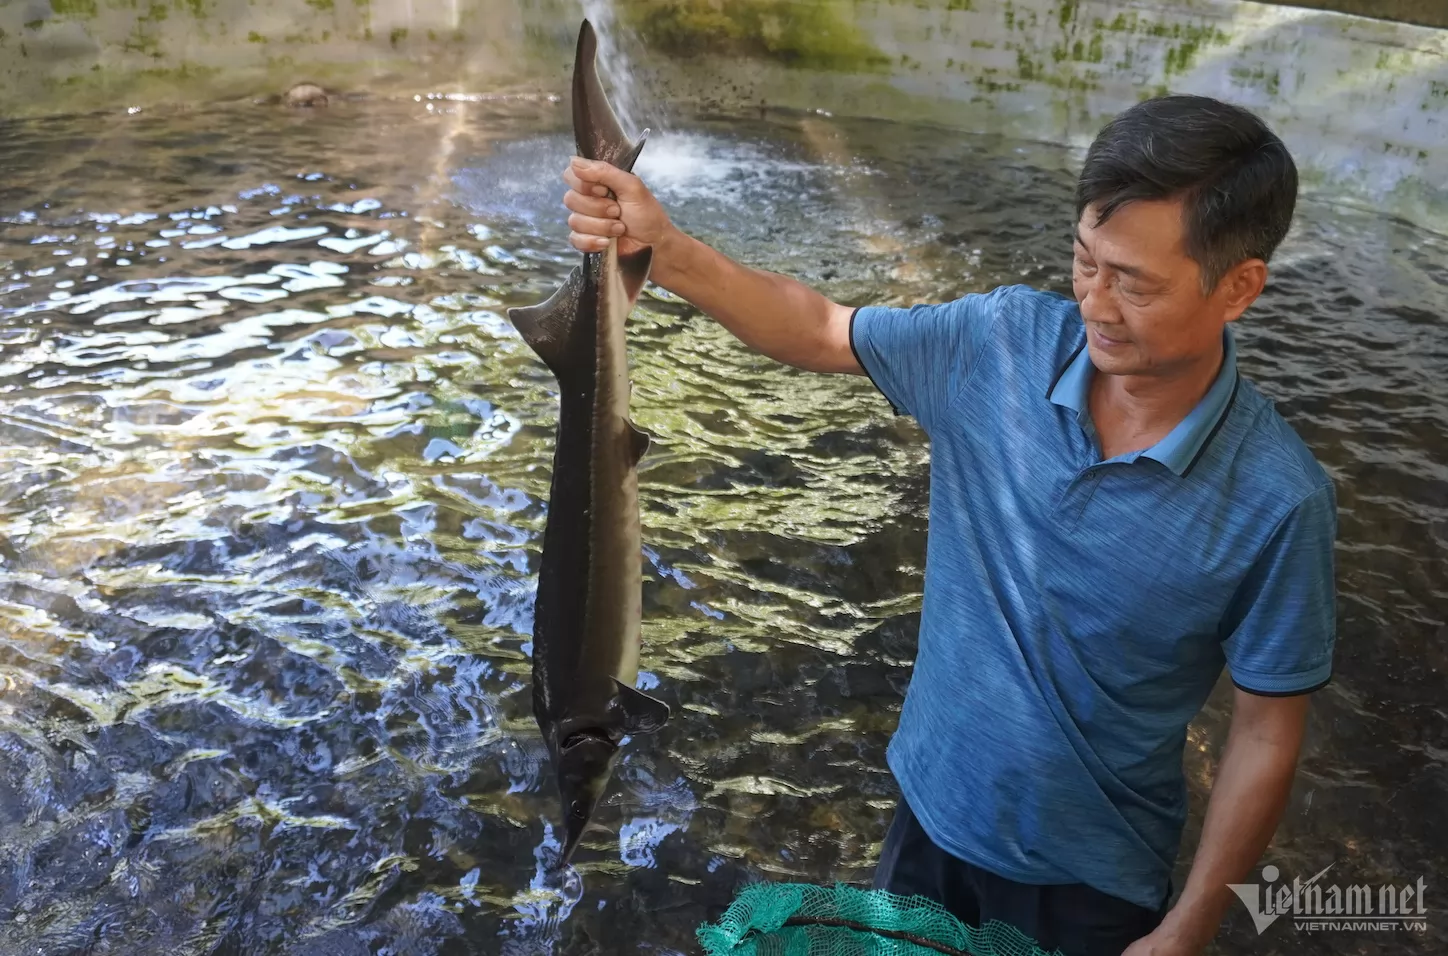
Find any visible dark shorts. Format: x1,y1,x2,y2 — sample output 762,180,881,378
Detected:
872,797,1170,956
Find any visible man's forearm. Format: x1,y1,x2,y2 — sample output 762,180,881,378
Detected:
649,227,859,374
1156,700,1307,949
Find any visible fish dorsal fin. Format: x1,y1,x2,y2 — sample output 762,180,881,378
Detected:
573,20,648,173
610,678,671,735
627,420,651,463
506,267,583,378
617,246,653,305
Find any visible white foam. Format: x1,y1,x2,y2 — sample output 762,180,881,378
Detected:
633,131,822,204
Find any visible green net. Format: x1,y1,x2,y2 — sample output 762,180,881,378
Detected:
697,883,1065,956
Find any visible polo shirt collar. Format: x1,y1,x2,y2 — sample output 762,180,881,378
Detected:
1047,324,1240,477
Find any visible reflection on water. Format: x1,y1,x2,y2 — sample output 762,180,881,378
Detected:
0,94,1444,956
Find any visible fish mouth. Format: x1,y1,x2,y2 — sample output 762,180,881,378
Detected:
560,728,612,750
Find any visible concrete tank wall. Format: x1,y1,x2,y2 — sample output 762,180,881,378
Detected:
1,0,1445,228
0,0,544,113
597,0,1448,226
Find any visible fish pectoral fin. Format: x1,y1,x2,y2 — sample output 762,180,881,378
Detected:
627,420,651,463
506,266,583,378
617,246,654,305
611,679,671,735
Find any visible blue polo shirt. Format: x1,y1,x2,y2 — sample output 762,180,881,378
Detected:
851,285,1337,911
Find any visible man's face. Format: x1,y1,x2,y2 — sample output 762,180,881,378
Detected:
1072,199,1237,378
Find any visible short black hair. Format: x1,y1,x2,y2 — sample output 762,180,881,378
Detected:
1076,94,1298,292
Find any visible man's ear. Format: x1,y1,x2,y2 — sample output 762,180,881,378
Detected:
1217,259,1268,323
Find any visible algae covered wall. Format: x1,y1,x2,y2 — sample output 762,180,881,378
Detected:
0,0,1445,226
0,0,544,113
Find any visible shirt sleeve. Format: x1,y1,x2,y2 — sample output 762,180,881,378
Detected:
1222,483,1339,695
849,286,1012,434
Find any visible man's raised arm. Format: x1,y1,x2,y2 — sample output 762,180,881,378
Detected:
562,156,862,375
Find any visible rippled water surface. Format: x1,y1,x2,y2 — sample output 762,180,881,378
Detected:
0,95,1445,956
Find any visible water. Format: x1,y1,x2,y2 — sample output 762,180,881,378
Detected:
0,94,1444,956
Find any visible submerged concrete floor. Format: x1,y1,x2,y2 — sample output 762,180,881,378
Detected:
1266,0,1448,28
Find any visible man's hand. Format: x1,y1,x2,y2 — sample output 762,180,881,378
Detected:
561,157,674,257
1125,688,1311,956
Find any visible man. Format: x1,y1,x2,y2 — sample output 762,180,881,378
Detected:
556,94,1337,956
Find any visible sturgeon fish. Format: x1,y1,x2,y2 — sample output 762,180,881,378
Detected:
506,18,672,866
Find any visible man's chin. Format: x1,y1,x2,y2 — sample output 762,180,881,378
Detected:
1086,342,1141,375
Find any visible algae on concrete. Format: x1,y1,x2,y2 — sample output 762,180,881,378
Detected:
52,0,99,16
616,0,891,72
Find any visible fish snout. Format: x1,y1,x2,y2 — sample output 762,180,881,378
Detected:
555,730,619,866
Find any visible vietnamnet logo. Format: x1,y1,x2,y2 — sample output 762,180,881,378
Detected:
1227,864,1429,934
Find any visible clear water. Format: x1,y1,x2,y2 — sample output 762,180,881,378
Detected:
0,94,1444,956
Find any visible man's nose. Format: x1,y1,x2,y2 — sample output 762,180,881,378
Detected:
1078,278,1121,325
